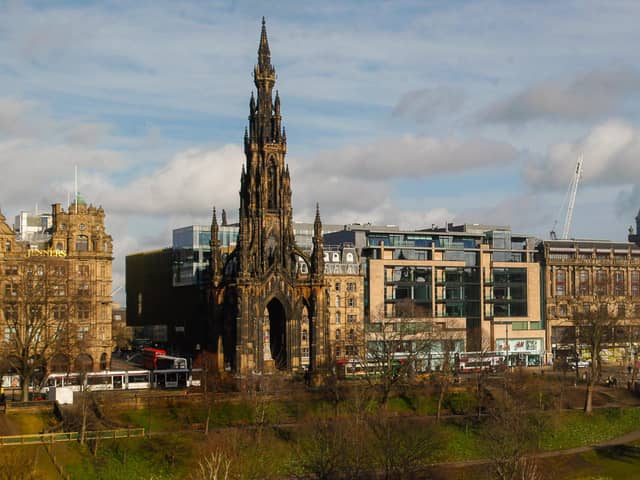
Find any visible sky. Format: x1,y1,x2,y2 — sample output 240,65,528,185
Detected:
1,0,640,306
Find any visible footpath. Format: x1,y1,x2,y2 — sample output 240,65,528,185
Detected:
431,428,640,470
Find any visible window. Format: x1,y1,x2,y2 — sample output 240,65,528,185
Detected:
27,325,41,343
347,297,356,307
558,304,568,317
78,264,90,277
78,304,90,320
335,295,340,307
347,314,357,323
3,305,17,320
335,347,341,358
555,270,566,296
4,241,11,252
29,264,44,276
77,283,90,296
335,311,341,324
53,265,66,277
51,284,66,297
583,303,591,314
618,303,626,318
4,265,18,276
77,326,89,340
55,242,64,251
346,282,356,292
348,329,355,342
335,329,341,340
53,305,67,320
635,304,640,316
614,271,625,295
4,327,15,343
335,282,341,291
29,305,42,320
346,252,354,262
302,347,309,356
578,270,589,295
76,235,89,252
633,272,640,296
302,329,308,342
595,270,607,295
4,283,17,296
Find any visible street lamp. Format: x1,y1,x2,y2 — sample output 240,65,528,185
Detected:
495,321,512,368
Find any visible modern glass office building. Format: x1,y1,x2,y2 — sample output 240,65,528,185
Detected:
325,223,545,366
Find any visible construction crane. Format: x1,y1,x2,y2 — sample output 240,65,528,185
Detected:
550,154,584,240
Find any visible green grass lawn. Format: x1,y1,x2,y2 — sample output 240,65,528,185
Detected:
542,408,640,451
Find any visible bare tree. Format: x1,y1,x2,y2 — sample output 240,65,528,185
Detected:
572,301,621,414
193,451,233,480
367,415,442,480
354,303,436,409
481,396,543,480
0,258,73,401
434,336,458,423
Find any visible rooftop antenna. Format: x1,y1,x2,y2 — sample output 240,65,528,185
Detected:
74,165,78,214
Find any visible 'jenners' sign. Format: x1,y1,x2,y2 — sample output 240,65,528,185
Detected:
27,249,67,258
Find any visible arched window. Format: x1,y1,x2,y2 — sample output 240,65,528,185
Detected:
267,162,277,209
76,235,89,252
335,295,340,307
74,354,93,372
302,329,308,342
346,252,354,262
99,352,108,370
55,242,64,251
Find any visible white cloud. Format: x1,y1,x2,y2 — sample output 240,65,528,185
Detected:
102,144,244,216
479,66,640,125
524,119,640,190
298,134,518,181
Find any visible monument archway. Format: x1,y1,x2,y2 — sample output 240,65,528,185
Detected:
267,298,287,370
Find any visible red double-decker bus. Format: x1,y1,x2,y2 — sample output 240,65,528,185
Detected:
142,347,167,370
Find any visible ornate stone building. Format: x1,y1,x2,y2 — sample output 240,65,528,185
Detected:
324,244,364,363
209,20,328,374
540,239,640,362
0,201,113,375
